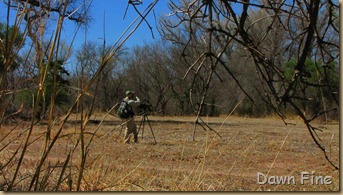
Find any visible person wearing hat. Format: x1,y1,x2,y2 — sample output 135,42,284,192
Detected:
123,90,141,143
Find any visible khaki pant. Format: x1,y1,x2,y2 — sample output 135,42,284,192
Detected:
124,117,138,143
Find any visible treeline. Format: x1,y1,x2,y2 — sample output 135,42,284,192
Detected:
1,2,339,122
4,36,339,120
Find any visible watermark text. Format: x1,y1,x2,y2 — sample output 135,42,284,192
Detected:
257,172,332,185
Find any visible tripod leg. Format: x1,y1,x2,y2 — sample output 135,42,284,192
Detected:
145,115,157,144
141,117,145,140
138,117,144,137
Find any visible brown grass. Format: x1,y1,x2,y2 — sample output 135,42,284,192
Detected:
0,115,339,191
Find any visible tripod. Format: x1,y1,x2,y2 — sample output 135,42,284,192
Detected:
138,113,157,144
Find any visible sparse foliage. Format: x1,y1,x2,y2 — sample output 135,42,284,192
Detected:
0,0,339,191
0,0,160,191
159,0,339,169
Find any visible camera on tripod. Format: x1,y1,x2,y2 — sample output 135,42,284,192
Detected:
136,100,156,144
137,100,152,115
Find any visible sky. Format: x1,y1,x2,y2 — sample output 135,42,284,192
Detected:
0,0,171,50
63,0,171,49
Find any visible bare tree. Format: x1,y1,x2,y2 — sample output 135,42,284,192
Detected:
75,42,127,112
160,0,339,169
0,0,160,191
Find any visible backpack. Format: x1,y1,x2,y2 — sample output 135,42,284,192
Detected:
117,100,134,119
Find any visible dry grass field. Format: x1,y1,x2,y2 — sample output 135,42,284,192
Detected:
1,114,340,191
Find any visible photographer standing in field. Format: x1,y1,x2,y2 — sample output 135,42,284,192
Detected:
121,90,141,144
